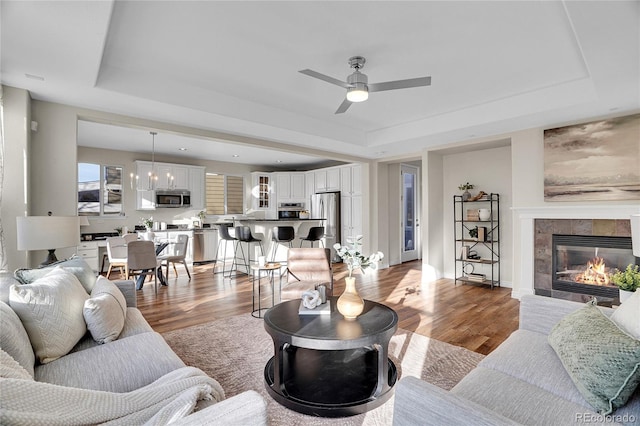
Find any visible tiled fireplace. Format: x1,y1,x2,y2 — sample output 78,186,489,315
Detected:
534,219,633,303
513,206,640,301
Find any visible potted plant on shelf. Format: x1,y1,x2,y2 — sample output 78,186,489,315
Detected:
458,182,474,201
468,226,478,240
611,264,640,303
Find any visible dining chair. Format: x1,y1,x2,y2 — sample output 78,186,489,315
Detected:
105,236,128,279
127,240,162,294
158,234,191,280
280,248,333,301
102,233,138,274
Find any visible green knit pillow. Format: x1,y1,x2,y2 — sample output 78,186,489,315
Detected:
548,301,640,415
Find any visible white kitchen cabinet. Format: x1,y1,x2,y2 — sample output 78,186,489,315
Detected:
305,171,315,203
276,172,306,202
189,167,205,210
135,161,204,210
251,172,276,219
276,173,291,200
315,167,340,192
291,173,305,199
341,195,363,242
156,164,189,189
340,164,363,196
76,241,99,273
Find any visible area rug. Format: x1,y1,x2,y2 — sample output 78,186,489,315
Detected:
162,314,484,425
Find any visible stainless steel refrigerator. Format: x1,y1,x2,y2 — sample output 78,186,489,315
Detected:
311,191,341,262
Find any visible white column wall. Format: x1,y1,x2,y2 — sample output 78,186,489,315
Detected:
2,86,31,271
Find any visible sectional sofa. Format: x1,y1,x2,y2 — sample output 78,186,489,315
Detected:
0,258,267,425
393,294,640,425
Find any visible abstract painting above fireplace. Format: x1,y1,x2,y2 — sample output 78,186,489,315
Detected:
543,113,640,202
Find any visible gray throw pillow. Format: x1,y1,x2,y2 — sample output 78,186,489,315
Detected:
14,256,96,294
83,276,127,344
548,301,640,414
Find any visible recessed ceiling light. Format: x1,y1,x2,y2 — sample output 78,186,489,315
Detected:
25,73,45,81
178,147,187,151
232,154,239,158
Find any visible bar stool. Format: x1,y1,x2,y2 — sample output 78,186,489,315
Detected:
299,226,325,248
271,226,295,261
235,226,264,274
214,224,237,277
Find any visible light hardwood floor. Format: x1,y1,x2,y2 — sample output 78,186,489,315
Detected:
134,260,520,355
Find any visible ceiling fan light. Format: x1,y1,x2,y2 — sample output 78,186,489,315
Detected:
347,85,368,102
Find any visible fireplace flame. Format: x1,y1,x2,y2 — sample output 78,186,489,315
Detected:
575,257,610,286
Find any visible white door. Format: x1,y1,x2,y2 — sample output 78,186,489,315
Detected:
401,164,420,262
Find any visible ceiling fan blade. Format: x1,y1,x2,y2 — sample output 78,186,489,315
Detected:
368,76,431,92
299,69,351,88
335,98,352,114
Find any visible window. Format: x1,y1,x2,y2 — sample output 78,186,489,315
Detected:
206,174,244,215
78,163,123,216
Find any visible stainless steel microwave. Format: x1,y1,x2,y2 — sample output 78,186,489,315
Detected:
156,189,191,208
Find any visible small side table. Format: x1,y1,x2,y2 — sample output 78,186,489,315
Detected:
251,263,282,318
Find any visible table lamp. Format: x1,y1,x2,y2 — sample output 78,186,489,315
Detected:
17,215,81,266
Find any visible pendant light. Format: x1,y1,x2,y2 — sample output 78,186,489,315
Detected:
148,131,158,190
129,131,159,191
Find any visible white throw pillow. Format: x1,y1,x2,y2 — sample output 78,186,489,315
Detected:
611,289,640,339
83,276,127,344
9,267,89,364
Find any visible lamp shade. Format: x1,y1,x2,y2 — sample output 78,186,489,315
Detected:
16,216,80,251
631,214,640,257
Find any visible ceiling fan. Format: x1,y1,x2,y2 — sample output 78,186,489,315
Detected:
299,56,431,114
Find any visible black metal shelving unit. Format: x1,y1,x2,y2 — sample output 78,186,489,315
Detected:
454,193,500,289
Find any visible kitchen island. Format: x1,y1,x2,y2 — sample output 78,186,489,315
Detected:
232,218,326,267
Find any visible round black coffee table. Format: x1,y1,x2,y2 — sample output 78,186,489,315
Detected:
263,297,398,417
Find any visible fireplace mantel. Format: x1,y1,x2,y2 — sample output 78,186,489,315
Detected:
512,205,640,299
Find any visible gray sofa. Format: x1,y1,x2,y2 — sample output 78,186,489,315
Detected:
393,294,640,425
0,262,267,425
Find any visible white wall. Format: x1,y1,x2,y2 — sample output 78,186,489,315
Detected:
1,86,31,271
442,146,513,285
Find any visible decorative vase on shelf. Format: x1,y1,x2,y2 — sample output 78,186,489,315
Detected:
337,277,365,320
478,209,491,221
462,190,471,201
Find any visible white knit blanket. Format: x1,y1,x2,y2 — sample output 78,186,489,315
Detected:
0,366,225,425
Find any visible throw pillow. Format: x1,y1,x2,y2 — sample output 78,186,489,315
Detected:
83,276,127,344
611,289,640,339
0,301,35,378
10,267,89,364
548,301,640,415
14,256,96,293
